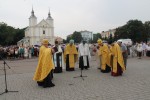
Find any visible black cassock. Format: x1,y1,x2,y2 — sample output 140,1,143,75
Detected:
37,70,54,88
79,56,89,70
53,46,63,73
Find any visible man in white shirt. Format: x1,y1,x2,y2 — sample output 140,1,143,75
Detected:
78,40,91,70
137,43,143,59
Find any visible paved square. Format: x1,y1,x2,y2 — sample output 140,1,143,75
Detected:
0,56,150,100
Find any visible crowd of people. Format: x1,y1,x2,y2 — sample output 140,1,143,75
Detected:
0,45,39,60
131,42,150,59
1,41,149,61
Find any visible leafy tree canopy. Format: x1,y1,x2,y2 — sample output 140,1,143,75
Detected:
114,19,149,43
66,31,83,43
0,22,25,46
92,33,102,43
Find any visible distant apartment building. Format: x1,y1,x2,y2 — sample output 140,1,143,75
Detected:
80,30,93,41
101,29,116,38
66,30,93,42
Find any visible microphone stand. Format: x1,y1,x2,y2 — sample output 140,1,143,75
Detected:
73,68,87,80
74,56,87,80
0,55,18,95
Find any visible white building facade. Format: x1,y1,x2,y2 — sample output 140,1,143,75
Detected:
18,9,54,46
80,30,93,42
100,29,116,38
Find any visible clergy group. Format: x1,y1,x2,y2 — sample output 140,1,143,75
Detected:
33,38,126,88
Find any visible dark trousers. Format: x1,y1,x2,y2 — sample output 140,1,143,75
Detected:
146,51,150,57
79,56,89,70
138,52,142,57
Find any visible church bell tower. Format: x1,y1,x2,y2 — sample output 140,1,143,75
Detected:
29,7,37,26
46,9,54,27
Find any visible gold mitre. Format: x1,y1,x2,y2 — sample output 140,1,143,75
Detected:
42,39,49,45
97,39,102,44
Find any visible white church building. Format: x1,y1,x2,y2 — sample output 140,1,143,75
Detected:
18,8,54,46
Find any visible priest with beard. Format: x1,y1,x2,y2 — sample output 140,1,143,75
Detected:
33,39,55,88
78,40,91,70
64,39,78,71
53,40,64,73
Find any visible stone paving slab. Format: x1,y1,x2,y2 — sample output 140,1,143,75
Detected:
0,57,150,100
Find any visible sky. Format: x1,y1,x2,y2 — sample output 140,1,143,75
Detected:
1,0,150,39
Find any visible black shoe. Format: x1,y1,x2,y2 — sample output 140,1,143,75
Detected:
43,83,55,88
37,82,43,86
38,84,43,86
97,67,101,70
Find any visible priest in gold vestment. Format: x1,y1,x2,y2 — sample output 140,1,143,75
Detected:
64,40,78,71
97,39,111,73
33,39,55,88
108,41,125,76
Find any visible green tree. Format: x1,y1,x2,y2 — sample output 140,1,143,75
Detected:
114,19,145,43
143,21,150,42
13,28,25,44
0,23,15,45
63,39,67,43
0,22,25,46
72,31,82,43
92,33,101,43
114,25,128,40
66,35,72,43
126,20,145,43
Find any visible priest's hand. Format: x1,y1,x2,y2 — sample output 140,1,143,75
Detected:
52,49,55,54
111,54,114,56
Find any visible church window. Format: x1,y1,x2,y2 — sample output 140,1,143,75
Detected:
43,30,45,34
